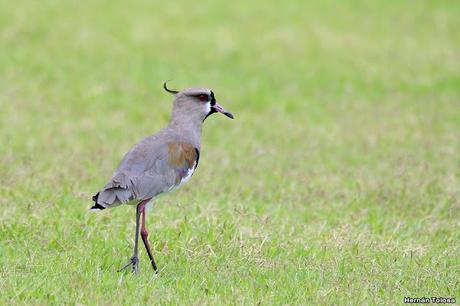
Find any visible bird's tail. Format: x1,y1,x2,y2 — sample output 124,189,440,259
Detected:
89,192,106,211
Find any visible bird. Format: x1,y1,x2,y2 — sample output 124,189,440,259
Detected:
90,83,234,274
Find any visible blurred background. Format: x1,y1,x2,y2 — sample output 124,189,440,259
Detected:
0,0,459,304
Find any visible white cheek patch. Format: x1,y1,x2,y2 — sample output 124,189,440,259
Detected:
204,101,211,114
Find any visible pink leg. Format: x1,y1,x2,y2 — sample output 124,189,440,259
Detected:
140,202,158,272
118,199,151,274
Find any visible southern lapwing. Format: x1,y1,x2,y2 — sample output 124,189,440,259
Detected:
90,83,234,274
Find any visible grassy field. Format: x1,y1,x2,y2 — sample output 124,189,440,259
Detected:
1,0,459,304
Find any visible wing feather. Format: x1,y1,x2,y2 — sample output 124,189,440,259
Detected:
92,136,199,209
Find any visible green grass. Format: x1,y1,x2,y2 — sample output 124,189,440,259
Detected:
1,0,459,304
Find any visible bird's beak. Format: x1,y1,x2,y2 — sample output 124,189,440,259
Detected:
212,102,234,119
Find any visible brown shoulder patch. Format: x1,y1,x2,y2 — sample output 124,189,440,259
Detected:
168,142,197,168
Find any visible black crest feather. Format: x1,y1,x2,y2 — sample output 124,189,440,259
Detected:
163,81,179,94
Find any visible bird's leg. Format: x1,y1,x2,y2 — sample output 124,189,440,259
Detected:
118,201,145,274
140,202,158,273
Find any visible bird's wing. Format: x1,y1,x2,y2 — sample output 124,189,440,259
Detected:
93,137,199,208
132,142,200,200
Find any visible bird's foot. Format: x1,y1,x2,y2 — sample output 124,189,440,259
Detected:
117,256,139,274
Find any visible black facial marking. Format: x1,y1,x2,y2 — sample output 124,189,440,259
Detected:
204,106,216,121
210,91,216,106
203,91,217,121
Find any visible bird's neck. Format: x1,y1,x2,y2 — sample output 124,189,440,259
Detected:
168,113,203,148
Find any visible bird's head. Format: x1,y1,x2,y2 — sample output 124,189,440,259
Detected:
164,82,234,122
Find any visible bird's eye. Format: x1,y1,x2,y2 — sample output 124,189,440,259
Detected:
197,95,208,102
